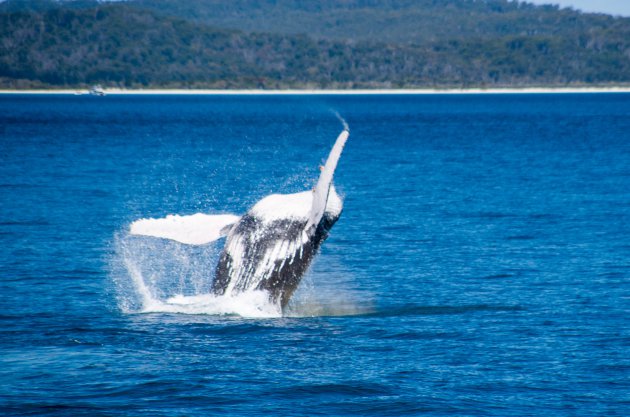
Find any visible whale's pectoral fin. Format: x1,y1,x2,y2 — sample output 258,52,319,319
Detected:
306,128,349,234
129,213,240,245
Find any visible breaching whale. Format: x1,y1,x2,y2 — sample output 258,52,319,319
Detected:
129,128,349,309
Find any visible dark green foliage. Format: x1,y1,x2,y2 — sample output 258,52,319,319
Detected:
0,0,629,88
125,0,627,44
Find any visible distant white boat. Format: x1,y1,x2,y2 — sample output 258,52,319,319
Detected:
89,85,106,96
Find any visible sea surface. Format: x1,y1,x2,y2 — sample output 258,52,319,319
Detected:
1,93,629,416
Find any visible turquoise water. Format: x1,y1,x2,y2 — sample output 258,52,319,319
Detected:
1,93,629,415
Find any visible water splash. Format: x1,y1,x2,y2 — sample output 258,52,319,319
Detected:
285,268,375,317
145,292,280,318
332,110,350,132
112,233,281,318
111,229,370,318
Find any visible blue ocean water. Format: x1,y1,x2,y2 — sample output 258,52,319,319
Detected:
1,93,629,416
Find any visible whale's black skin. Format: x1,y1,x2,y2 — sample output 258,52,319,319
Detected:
212,209,341,309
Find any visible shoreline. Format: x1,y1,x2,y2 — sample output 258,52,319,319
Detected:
2,87,630,95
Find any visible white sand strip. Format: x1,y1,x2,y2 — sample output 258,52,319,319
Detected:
2,87,630,95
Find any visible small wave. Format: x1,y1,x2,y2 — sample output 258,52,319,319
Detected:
484,273,514,279
268,381,391,397
505,234,537,240
0,220,50,226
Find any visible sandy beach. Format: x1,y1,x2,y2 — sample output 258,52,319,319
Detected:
2,87,630,95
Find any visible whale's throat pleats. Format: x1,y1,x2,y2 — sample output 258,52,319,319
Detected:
213,193,340,308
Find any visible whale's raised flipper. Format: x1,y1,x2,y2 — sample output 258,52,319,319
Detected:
129,213,240,245
212,128,349,308
306,129,349,235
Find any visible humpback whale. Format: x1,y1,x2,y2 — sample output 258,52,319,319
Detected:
129,128,349,309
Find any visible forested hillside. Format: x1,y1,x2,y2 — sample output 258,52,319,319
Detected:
1,0,629,89
129,0,628,44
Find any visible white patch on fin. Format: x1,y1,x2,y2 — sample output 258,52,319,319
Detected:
129,213,240,245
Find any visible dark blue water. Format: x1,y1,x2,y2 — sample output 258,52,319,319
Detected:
1,93,629,416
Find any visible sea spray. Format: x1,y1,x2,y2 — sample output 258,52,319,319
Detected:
112,229,368,318
112,233,220,312
285,265,374,317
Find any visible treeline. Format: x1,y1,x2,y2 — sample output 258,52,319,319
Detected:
128,0,628,44
0,1,629,88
